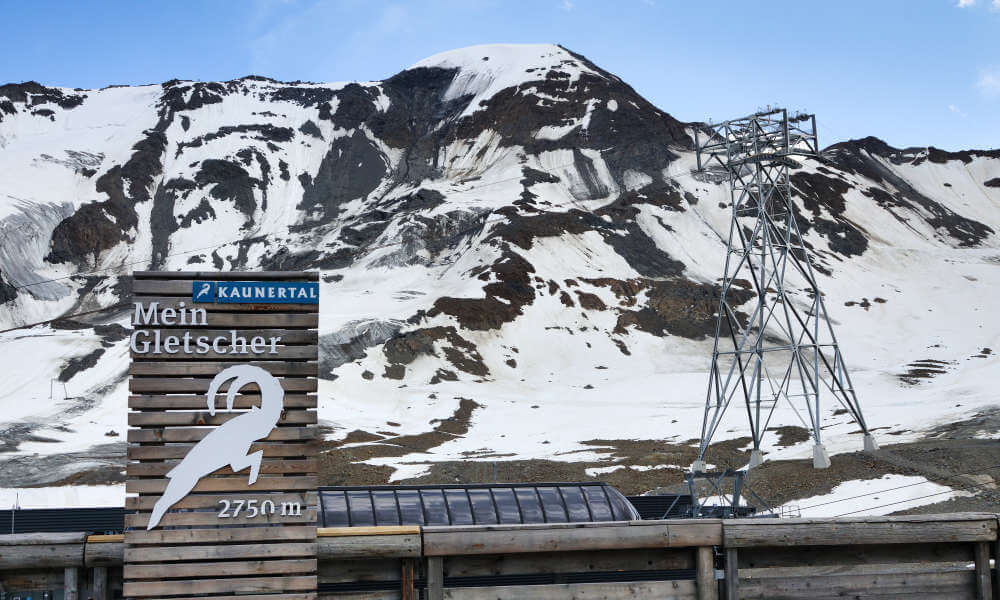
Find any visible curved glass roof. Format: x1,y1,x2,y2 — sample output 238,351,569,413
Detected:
318,482,640,527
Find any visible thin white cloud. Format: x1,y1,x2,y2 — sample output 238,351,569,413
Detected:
993,0,1000,9
561,0,575,10
957,0,975,6
948,104,967,117
976,68,1000,97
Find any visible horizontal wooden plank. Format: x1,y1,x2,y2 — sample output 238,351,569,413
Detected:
128,427,317,443
130,358,317,376
442,549,695,578
128,441,316,460
84,537,122,567
133,270,319,281
318,557,401,584
422,522,722,556
442,580,697,600
86,534,124,544
134,296,317,312
0,532,86,545
736,571,973,599
317,534,421,560
123,575,317,596
125,542,316,563
126,558,317,579
128,408,317,427
318,526,421,537
129,393,317,410
723,516,997,547
0,540,84,569
126,475,317,494
129,377,317,394
737,542,975,568
126,525,315,545
739,561,975,579
128,457,316,477
126,507,317,528
132,345,319,361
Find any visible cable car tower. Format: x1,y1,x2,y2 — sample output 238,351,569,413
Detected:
691,108,877,471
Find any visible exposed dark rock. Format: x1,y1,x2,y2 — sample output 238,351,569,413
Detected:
583,277,751,340
0,81,86,109
0,270,17,304
178,198,217,228
299,119,323,139
319,320,404,378
194,159,261,217
176,124,294,156
382,325,489,378
790,171,869,257
58,348,105,382
985,178,1000,188
47,129,168,267
825,140,993,247
298,130,387,222
431,251,535,331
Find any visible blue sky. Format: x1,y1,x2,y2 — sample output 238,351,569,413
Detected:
2,0,997,150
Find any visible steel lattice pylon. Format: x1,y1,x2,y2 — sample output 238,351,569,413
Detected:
691,108,877,471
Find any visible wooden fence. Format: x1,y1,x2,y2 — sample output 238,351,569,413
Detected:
1,513,997,599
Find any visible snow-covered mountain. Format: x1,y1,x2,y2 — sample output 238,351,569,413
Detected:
2,44,999,509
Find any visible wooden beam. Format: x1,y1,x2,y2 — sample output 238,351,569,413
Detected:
427,556,444,600
724,548,737,600
92,566,108,600
696,546,716,600
422,522,722,556
318,534,422,559
401,558,417,600
723,514,997,547
64,567,79,600
319,526,421,537
441,581,697,599
976,541,993,600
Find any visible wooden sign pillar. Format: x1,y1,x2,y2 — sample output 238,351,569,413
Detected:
125,271,319,598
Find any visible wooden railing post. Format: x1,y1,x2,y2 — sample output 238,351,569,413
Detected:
427,555,444,600
64,567,79,600
401,557,417,600
696,546,718,600
724,547,738,600
975,541,993,600
92,566,108,600
993,528,1000,600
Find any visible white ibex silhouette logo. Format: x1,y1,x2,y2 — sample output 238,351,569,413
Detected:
147,364,284,529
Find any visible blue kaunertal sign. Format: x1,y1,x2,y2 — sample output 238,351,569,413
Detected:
193,281,319,304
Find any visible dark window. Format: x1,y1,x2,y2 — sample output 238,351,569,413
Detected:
396,490,424,526
323,492,350,526
421,489,450,525
373,490,400,526
537,487,568,523
583,486,613,520
347,490,375,526
491,488,521,524
444,490,475,525
605,487,639,521
515,488,543,523
468,489,499,524
560,486,593,522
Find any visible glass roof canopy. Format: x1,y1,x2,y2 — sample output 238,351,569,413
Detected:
318,482,640,527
